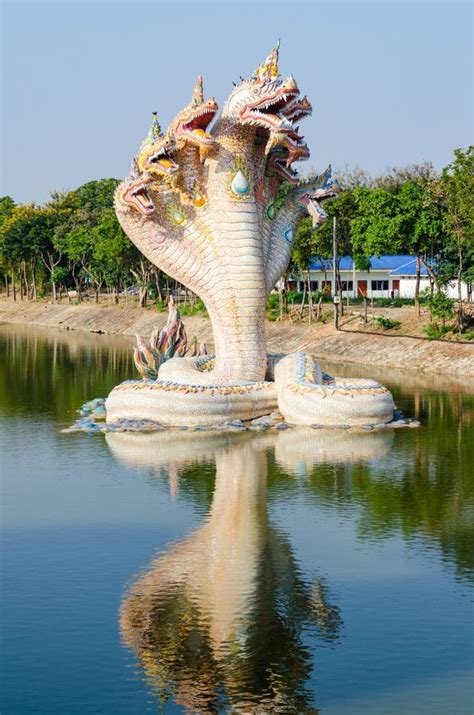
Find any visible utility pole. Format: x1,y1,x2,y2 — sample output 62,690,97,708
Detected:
333,216,339,329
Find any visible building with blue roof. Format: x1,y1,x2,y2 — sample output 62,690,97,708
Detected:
289,255,467,299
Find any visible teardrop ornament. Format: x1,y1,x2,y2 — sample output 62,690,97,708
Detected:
193,191,206,208
173,210,185,225
284,227,293,244
230,170,250,195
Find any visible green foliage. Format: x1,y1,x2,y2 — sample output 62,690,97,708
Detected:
51,179,119,212
373,316,401,330
265,292,281,321
438,147,474,288
426,291,455,323
440,148,474,249
178,299,207,317
424,323,452,340
351,186,403,256
0,196,16,229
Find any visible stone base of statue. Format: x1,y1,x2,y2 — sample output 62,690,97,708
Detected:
105,352,394,428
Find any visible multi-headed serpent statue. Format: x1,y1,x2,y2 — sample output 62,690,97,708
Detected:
106,44,394,427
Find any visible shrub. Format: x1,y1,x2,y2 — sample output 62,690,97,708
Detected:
374,316,401,330
426,291,455,325
424,323,451,340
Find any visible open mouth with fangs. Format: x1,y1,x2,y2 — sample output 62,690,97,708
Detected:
268,152,300,185
124,180,155,216
146,147,179,175
266,130,309,162
179,104,217,144
241,84,299,131
281,96,312,123
300,188,340,226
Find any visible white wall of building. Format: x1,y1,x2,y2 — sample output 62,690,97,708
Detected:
290,270,470,300
399,278,469,300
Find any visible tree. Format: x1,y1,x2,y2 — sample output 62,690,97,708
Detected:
350,186,404,257
92,208,135,303
315,190,359,313
0,197,17,295
51,179,122,301
397,180,444,314
438,147,474,330
0,205,59,300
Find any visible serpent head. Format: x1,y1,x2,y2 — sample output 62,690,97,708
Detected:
221,43,300,134
115,161,155,218
266,130,309,163
294,166,340,225
136,114,179,179
280,95,312,123
168,75,218,150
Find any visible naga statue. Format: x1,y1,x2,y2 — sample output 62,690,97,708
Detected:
106,44,394,426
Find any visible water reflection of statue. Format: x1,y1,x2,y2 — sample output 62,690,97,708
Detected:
107,430,392,712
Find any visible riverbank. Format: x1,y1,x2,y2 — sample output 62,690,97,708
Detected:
1,298,473,379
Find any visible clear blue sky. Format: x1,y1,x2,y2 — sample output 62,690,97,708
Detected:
1,0,472,204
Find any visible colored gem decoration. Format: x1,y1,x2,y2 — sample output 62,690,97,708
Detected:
227,158,251,200
193,190,206,208
284,227,293,244
265,200,275,220
231,171,250,195
167,203,186,225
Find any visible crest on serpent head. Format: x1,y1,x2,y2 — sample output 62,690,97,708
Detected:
221,41,299,135
136,113,179,179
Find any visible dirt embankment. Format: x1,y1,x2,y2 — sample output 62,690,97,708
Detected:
1,298,473,379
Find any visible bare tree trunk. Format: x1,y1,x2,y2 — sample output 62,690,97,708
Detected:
139,286,147,309
12,270,16,302
154,269,163,302
5,275,9,298
306,269,314,323
336,262,344,317
414,255,421,317
419,256,441,292
22,261,30,300
299,281,307,319
52,281,57,302
30,261,37,300
316,293,323,320
457,248,463,332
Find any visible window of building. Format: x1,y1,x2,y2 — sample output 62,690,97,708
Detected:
340,281,353,291
371,280,389,291
310,280,318,291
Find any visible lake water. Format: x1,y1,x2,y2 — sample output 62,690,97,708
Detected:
1,324,473,714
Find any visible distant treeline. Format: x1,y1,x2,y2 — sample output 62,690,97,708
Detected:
1,147,472,318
